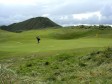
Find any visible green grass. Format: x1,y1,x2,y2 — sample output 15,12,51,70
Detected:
0,28,112,58
0,28,112,83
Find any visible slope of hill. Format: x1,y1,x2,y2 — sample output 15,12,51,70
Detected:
0,17,61,32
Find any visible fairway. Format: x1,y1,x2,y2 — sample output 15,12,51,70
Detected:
0,28,112,56
0,38,112,53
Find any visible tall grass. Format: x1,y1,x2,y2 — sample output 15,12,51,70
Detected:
7,47,111,84
0,64,17,84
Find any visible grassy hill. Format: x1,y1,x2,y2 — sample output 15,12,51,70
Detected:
0,17,61,32
0,27,112,83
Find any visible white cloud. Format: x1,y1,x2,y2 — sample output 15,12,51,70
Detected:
0,0,112,26
72,11,101,20
42,14,50,17
0,0,59,6
0,0,36,6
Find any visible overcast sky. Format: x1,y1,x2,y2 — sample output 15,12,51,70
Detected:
0,0,112,26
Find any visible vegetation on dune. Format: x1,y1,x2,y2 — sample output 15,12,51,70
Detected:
48,27,112,39
49,29,93,39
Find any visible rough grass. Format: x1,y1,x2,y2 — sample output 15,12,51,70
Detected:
0,28,112,83
1,47,111,84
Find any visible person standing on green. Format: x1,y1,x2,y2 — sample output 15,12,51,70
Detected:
36,36,40,43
